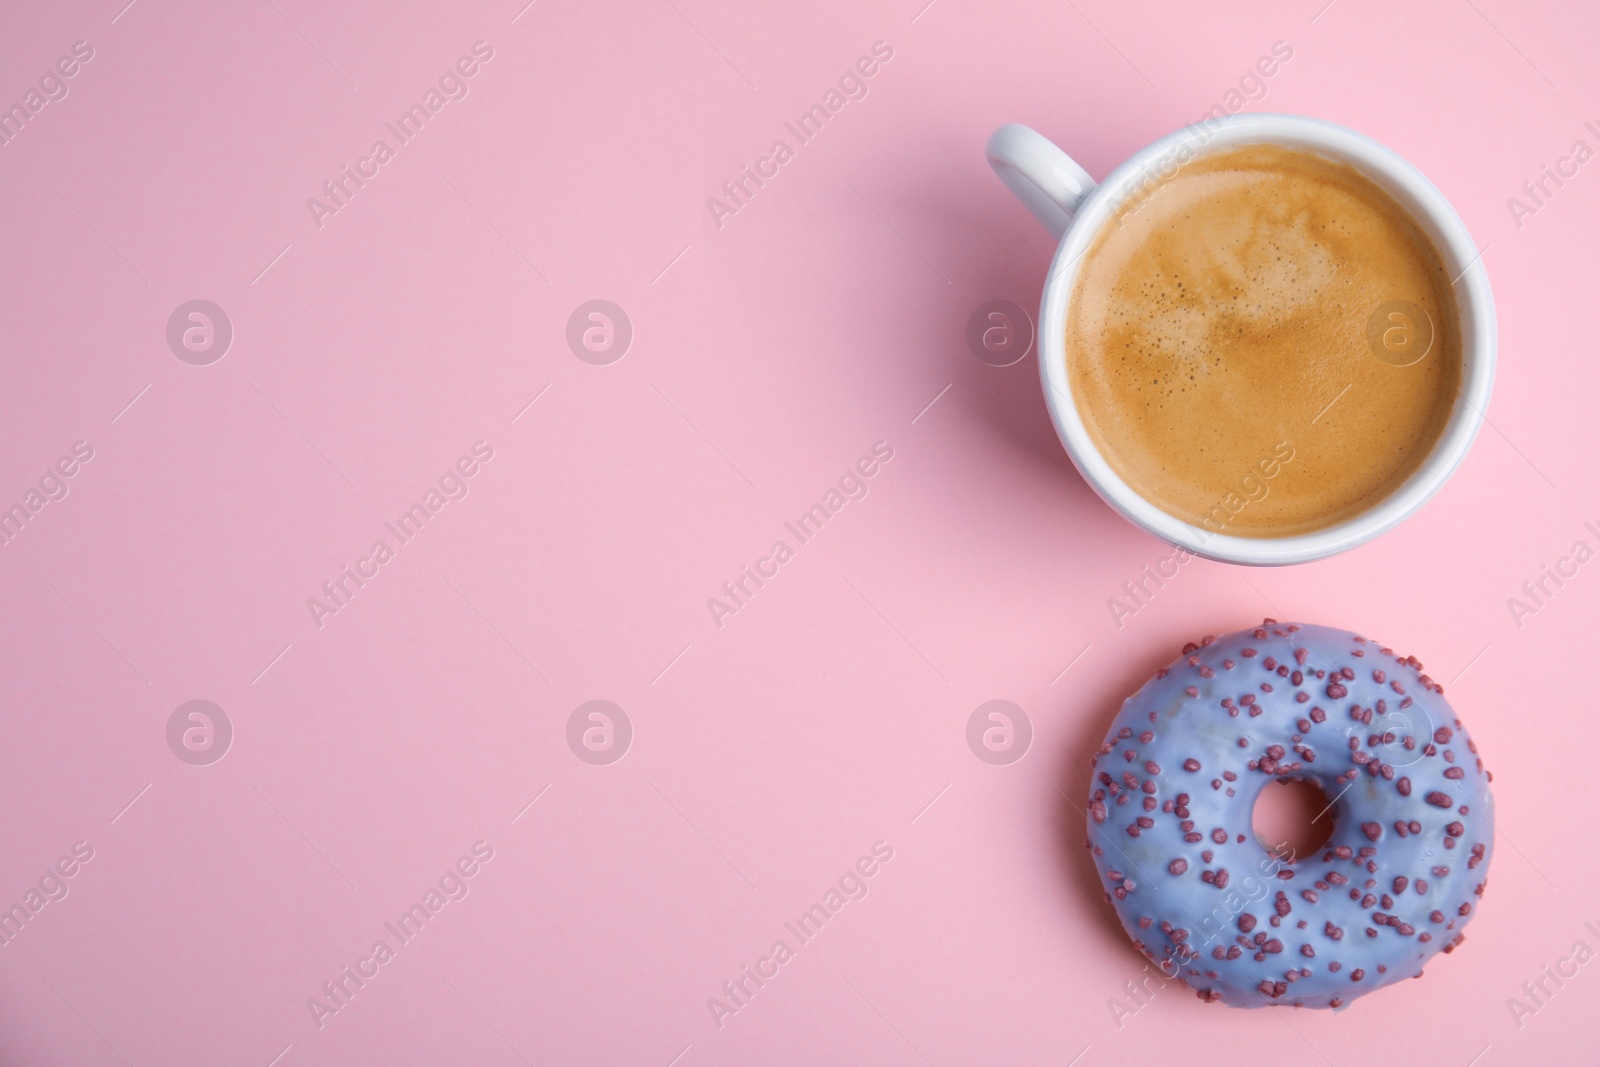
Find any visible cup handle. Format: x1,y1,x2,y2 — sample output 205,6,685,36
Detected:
985,124,1097,239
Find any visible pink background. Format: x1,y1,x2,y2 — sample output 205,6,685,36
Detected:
1,0,1597,1063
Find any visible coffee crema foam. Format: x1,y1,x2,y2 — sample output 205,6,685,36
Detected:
1066,143,1461,538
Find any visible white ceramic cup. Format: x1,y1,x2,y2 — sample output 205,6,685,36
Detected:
986,114,1495,566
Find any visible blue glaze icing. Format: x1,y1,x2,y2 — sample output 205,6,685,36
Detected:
1085,621,1494,1009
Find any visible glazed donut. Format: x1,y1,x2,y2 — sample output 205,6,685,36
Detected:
1085,620,1494,1009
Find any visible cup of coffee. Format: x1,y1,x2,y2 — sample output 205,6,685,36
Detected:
986,115,1495,565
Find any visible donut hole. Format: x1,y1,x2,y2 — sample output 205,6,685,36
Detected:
1252,778,1335,862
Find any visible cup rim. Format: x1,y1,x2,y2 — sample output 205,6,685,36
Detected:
1037,113,1496,566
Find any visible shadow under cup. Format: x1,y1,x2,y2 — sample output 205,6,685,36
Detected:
1032,115,1495,567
